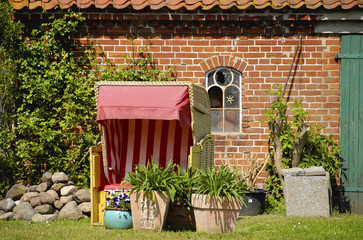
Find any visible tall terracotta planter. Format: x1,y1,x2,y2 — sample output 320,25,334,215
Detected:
191,194,243,233
130,191,170,232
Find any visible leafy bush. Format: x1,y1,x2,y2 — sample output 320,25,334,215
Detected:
0,1,24,197
11,11,99,188
0,9,175,198
263,84,340,211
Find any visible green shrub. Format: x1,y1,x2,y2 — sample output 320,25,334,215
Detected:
0,1,23,197
263,84,340,211
11,11,98,188
0,8,175,198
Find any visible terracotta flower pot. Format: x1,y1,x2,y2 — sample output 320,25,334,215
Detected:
191,194,243,233
130,190,170,232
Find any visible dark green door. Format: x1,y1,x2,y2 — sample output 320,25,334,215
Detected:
339,35,363,214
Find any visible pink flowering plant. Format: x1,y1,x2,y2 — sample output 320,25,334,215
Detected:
105,189,131,210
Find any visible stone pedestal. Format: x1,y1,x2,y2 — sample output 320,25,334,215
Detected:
282,166,332,217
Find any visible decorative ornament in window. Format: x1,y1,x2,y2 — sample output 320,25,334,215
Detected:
206,67,241,133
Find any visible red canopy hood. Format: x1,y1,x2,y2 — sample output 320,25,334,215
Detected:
96,85,191,127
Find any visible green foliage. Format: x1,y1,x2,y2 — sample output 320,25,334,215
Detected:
11,11,98,188
263,84,341,210
193,165,248,202
0,1,24,197
123,159,179,202
264,85,311,167
300,125,341,175
174,166,197,207
264,84,340,174
0,1,22,51
0,9,176,199
264,164,285,214
99,46,175,82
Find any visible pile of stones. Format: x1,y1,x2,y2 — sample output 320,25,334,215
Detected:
0,172,91,222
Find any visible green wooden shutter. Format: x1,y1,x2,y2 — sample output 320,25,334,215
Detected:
337,35,363,214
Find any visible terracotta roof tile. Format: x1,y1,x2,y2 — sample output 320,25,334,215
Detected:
8,0,363,10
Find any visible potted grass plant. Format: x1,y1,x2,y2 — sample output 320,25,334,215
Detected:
165,166,196,231
122,159,178,232
191,165,248,233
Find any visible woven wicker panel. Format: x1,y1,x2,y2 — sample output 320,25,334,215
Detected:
189,84,212,142
198,141,215,170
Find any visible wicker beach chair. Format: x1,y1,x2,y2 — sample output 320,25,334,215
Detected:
89,81,214,225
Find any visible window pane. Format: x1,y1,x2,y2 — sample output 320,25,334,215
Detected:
211,110,223,132
225,86,240,108
224,110,240,132
207,70,215,87
215,68,232,86
233,71,240,86
208,86,223,108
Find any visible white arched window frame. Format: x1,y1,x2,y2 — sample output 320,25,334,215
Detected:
205,67,242,133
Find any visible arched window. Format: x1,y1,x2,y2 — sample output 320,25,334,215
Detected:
206,67,241,133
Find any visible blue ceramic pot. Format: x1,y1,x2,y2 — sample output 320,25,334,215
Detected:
104,210,133,229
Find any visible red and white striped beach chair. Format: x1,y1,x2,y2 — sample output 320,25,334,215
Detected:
90,81,214,225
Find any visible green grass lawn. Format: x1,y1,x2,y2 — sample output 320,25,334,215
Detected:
1,214,362,240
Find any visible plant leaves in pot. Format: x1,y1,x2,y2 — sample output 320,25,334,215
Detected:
191,165,248,233
165,166,197,231
122,158,178,232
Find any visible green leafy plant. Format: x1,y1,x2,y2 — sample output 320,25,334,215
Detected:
0,1,24,197
99,44,175,82
263,84,340,211
193,165,247,202
11,11,99,188
173,166,197,207
0,8,177,199
123,158,179,202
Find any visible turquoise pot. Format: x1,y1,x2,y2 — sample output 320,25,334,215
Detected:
104,210,133,229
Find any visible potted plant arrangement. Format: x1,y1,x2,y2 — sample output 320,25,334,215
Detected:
229,153,268,216
123,159,178,232
165,166,196,231
191,165,247,233
103,186,133,229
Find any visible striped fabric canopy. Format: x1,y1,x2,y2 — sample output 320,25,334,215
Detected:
96,85,193,186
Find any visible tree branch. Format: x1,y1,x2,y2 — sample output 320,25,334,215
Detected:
291,124,310,167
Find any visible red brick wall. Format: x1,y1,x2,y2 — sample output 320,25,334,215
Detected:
15,7,341,189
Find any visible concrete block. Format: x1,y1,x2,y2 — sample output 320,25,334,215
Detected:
283,170,331,217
